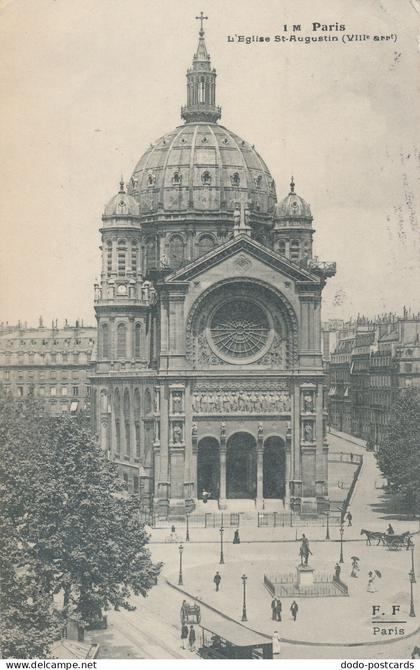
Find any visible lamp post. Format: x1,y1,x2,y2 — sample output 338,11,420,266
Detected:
241,574,248,622
325,511,330,541
409,568,416,617
186,511,190,542
409,540,416,583
178,544,184,586
339,523,344,563
219,526,225,564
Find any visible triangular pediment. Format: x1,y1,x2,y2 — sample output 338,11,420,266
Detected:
163,234,322,285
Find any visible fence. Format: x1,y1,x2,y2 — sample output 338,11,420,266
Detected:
139,511,240,529
264,571,348,598
329,451,363,465
257,511,342,528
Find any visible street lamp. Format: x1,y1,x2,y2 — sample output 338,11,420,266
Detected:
409,540,416,583
339,523,344,563
186,511,190,542
178,544,184,586
325,511,330,541
219,526,225,564
241,574,248,622
409,568,416,617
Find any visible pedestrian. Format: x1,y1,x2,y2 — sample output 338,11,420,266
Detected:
350,557,360,578
202,489,210,504
272,631,281,658
387,524,394,535
367,571,377,593
213,571,221,592
334,563,341,581
346,511,352,527
233,528,240,544
188,625,196,652
271,597,277,620
275,598,282,622
170,524,176,541
181,622,188,649
290,601,298,621
180,599,188,622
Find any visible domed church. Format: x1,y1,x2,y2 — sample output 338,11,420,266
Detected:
91,16,336,518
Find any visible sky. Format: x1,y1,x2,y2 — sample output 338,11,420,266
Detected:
0,0,419,328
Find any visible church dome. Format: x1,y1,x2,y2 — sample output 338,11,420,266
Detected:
127,123,276,218
276,178,312,220
103,179,140,218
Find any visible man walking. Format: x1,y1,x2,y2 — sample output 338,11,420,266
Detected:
275,598,282,622
271,597,278,620
290,601,299,621
180,622,189,649
188,625,196,652
213,571,221,592
346,511,352,527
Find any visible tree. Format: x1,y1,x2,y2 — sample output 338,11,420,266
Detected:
0,392,161,656
376,387,420,516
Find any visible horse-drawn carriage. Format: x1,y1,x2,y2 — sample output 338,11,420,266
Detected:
360,528,412,550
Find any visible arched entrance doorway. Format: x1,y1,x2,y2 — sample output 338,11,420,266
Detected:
227,432,257,499
263,436,286,499
197,437,219,500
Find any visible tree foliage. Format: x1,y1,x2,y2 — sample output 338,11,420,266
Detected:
0,391,161,657
376,387,420,515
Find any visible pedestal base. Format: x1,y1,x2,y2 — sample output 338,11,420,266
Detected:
296,564,314,587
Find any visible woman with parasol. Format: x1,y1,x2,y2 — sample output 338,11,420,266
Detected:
367,569,382,592
350,556,360,578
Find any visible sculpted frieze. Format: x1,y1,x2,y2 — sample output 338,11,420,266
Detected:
192,389,291,415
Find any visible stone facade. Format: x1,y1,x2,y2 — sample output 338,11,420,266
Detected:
90,21,335,516
326,312,420,447
0,320,95,414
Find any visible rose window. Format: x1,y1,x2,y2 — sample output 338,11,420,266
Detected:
209,300,270,359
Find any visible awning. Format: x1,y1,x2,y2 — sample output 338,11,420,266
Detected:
199,611,271,648
328,386,336,396
344,386,349,397
70,400,79,413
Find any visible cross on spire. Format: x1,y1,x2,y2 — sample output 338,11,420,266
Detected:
196,11,208,34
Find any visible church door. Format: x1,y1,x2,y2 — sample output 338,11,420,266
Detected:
197,437,220,500
263,436,286,499
226,432,257,499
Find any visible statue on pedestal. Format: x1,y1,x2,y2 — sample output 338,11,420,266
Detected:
298,534,312,567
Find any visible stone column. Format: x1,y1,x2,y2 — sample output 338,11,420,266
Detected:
219,423,227,509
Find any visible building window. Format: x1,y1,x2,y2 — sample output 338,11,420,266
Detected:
146,238,156,271
117,239,127,276
169,235,185,269
101,323,110,358
125,420,131,459
135,421,141,458
278,240,286,256
134,388,141,414
72,386,79,396
50,387,57,396
17,386,24,397
198,234,215,257
107,240,112,274
86,385,91,396
133,475,139,493
122,472,128,489
131,242,137,272
61,387,68,396
117,323,127,359
39,386,45,396
134,323,141,358
144,388,152,414
115,419,121,454
290,239,300,262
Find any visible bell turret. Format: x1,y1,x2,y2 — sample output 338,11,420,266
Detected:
181,13,221,123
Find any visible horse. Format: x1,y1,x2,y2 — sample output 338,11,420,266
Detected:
360,529,385,546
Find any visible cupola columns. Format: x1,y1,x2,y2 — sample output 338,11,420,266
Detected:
181,15,222,124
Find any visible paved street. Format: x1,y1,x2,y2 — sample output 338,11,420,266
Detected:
88,430,420,659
